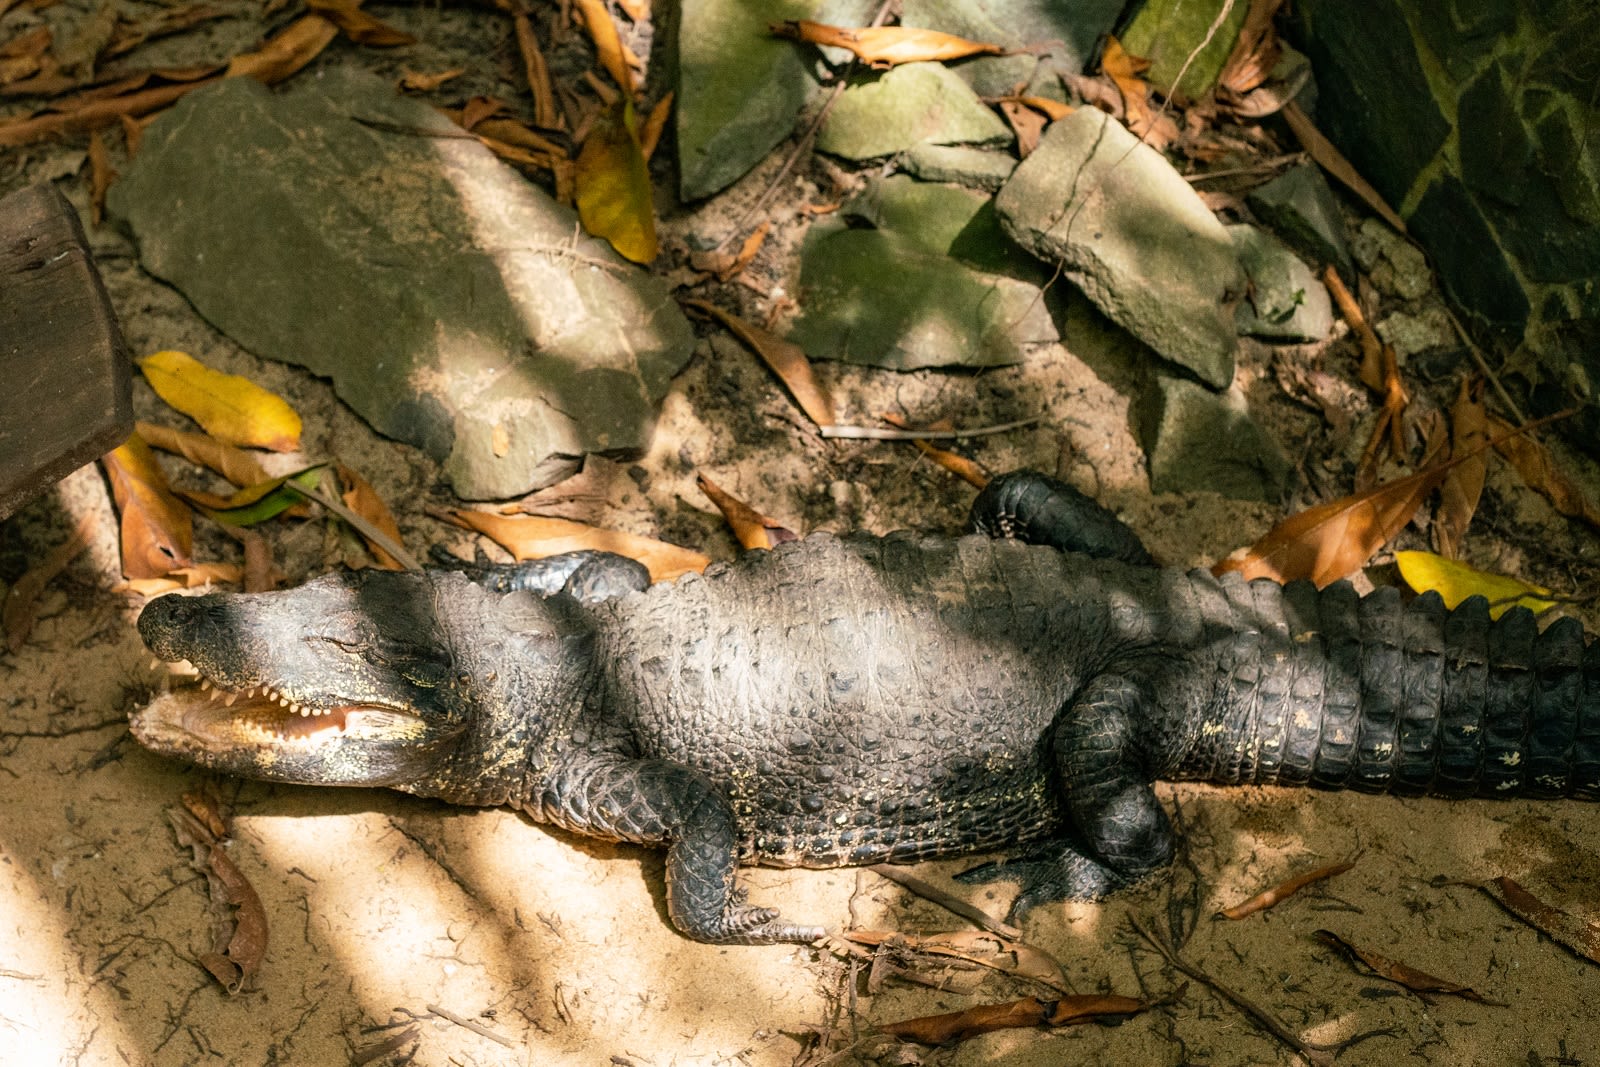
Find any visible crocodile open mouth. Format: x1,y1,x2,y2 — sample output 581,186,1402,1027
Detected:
133,659,425,752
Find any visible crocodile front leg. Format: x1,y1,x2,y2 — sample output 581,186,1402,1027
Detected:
532,757,825,945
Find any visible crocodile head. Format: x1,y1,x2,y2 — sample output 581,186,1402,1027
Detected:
132,569,591,797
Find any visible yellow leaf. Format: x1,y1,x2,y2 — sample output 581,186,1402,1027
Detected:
1395,551,1556,619
138,350,303,452
575,98,656,263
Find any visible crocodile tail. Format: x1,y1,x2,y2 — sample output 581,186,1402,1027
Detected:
1183,575,1600,799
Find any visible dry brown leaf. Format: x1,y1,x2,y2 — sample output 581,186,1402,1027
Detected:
304,0,415,46
1217,0,1284,96
1435,377,1487,558
2,515,91,653
167,806,268,994
1219,857,1358,919
1489,416,1600,532
169,562,246,588
881,414,990,488
880,993,1151,1046
1478,876,1600,966
433,508,709,582
682,299,836,428
574,0,631,94
136,420,270,488
1282,101,1406,233
695,473,797,551
399,68,463,92
458,94,508,130
102,434,194,580
770,20,1004,67
638,89,672,161
1100,36,1175,147
998,94,1073,121
1213,463,1451,587
336,463,406,570
688,221,768,282
997,98,1044,156
224,14,340,81
1313,930,1498,1002
467,115,565,156
87,126,114,222
512,13,558,128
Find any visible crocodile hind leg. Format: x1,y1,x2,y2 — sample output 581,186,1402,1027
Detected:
535,757,825,945
957,670,1175,919
969,470,1152,565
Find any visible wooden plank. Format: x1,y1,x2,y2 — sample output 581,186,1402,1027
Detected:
0,182,132,521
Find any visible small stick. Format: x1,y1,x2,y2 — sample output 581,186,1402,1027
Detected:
1441,303,1526,424
1129,913,1339,1067
425,1003,516,1048
819,415,1042,441
869,865,1022,940
282,481,423,572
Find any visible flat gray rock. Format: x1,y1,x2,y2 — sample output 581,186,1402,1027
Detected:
1229,224,1334,342
817,62,1011,160
901,142,1017,191
1141,375,1291,502
1247,163,1355,279
995,108,1242,388
678,0,823,200
110,69,694,499
789,224,1056,369
840,174,1046,283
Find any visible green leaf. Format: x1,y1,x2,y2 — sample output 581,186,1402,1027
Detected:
203,465,326,527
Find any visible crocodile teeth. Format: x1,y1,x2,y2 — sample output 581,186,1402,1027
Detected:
224,693,237,707
149,658,161,672
200,679,212,692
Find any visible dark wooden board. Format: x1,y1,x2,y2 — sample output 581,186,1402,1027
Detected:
0,182,132,521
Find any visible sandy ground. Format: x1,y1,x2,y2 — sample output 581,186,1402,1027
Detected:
5,5,1600,1066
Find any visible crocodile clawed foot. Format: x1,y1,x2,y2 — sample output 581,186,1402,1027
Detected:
954,843,1133,921
707,905,824,945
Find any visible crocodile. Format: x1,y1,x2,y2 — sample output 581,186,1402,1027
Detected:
131,471,1600,944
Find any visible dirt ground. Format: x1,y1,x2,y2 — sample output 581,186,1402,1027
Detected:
4,5,1600,1066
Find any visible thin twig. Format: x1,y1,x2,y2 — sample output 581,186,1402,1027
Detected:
1128,913,1339,1067
425,1003,516,1048
282,481,423,572
819,415,1042,441
1441,303,1526,423
868,865,1022,939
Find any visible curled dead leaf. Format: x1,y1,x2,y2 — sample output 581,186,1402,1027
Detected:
102,434,194,580
771,20,1004,67
1477,876,1600,966
167,806,268,994
1219,856,1358,919
880,992,1152,1046
696,473,796,551
682,299,835,428
574,0,632,93
136,420,269,488
336,463,407,570
1313,930,1498,1003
